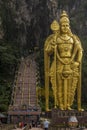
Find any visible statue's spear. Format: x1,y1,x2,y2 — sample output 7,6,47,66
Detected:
50,20,59,108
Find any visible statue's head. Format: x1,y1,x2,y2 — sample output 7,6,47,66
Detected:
59,11,71,34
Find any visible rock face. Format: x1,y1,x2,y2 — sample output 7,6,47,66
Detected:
0,0,87,54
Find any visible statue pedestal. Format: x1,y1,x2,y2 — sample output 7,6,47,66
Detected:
49,108,87,130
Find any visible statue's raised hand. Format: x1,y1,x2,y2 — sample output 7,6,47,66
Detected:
51,40,57,49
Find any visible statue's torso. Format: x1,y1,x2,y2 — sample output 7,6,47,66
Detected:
56,36,74,58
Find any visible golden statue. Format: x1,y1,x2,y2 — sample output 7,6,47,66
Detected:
44,11,83,111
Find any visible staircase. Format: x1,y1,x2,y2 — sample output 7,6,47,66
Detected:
8,54,41,123
13,55,37,106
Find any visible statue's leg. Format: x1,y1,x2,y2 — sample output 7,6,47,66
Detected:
70,77,78,106
57,74,64,110
50,62,57,108
67,78,73,110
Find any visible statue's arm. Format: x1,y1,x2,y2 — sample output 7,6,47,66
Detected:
45,41,53,54
73,35,83,63
45,35,55,55
77,47,83,63
76,41,83,63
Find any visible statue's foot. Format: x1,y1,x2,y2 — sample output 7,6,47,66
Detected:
78,108,84,111
67,106,73,110
54,105,57,109
59,108,64,110
46,108,50,111
59,104,64,110
59,106,64,110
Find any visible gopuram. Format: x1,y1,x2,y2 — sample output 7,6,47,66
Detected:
8,54,41,124
44,10,87,129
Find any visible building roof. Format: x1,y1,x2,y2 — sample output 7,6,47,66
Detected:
0,113,6,118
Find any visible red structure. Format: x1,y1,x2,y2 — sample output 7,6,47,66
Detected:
8,55,41,124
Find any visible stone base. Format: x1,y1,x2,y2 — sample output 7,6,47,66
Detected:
48,126,85,130
49,108,87,129
7,105,41,123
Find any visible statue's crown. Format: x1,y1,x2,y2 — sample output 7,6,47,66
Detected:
60,10,68,18
60,10,70,24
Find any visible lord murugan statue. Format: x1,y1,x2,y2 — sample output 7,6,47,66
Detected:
44,10,83,111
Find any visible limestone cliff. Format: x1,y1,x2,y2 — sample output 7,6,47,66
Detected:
0,0,87,54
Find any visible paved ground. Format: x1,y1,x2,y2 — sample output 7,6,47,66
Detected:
30,128,43,130
12,127,43,130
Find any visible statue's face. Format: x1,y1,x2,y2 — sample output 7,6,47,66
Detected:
60,22,70,34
